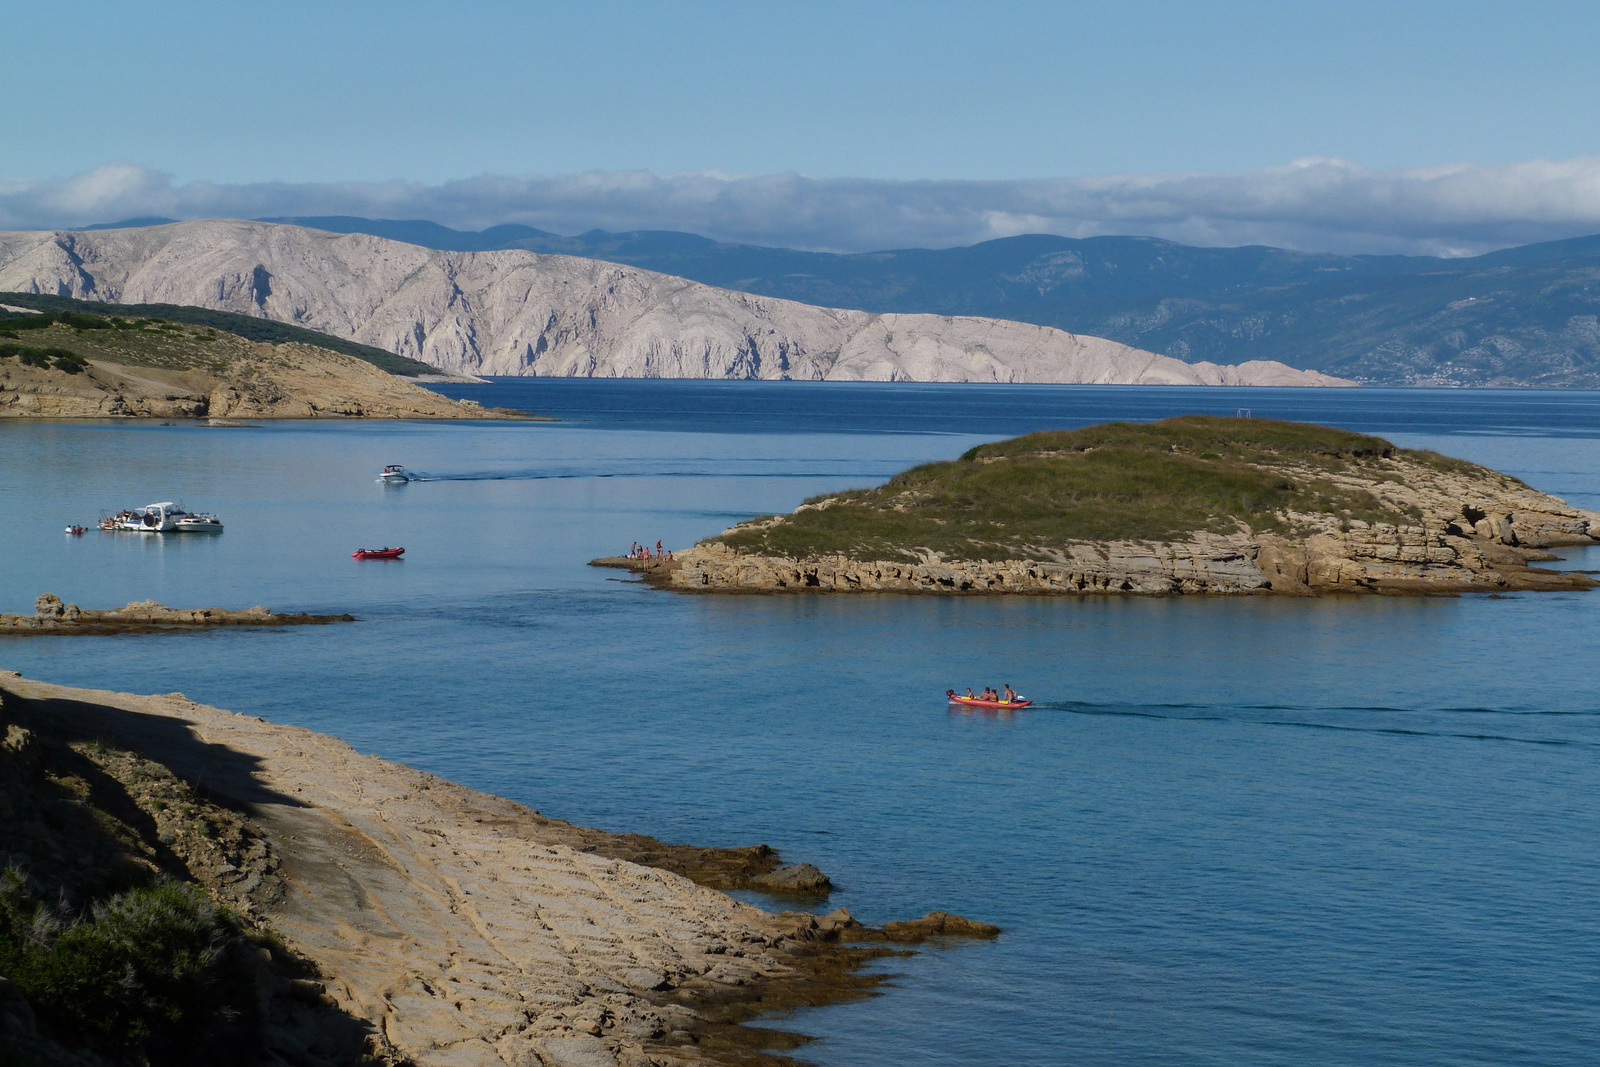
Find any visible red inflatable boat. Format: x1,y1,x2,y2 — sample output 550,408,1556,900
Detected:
946,690,1033,709
352,547,405,560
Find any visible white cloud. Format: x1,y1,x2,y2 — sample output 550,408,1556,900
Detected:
5,157,1600,255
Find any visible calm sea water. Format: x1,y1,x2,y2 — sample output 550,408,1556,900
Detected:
4,381,1600,1067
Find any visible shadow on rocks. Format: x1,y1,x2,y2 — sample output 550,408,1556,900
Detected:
0,684,406,1067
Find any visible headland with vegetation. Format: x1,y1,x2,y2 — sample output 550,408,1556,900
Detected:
0,298,520,420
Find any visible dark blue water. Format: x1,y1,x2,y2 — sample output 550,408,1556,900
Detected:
4,381,1600,1066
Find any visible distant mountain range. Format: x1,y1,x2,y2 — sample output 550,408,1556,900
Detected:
220,216,1599,387
0,221,1342,387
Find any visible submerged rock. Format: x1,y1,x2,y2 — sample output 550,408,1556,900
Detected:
881,911,1003,942
753,862,833,895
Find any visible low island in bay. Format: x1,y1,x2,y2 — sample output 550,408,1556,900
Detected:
599,416,1600,597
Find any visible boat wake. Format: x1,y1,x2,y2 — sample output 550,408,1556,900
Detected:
1025,700,1595,748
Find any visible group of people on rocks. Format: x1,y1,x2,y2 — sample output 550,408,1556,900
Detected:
627,540,673,562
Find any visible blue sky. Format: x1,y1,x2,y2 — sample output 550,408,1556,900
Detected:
4,1,1600,252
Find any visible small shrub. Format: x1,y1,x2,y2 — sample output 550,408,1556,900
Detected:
47,349,87,374
0,870,249,1057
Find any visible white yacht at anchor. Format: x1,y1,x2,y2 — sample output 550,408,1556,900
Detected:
100,502,224,533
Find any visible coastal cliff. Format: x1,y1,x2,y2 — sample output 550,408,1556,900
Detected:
0,308,516,420
0,221,1349,386
624,417,1600,597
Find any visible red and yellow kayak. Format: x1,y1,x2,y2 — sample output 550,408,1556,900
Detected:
946,690,1032,709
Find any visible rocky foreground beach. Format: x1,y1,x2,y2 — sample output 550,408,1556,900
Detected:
0,671,993,1067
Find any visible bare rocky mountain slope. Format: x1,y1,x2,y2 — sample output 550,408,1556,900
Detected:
0,221,1349,386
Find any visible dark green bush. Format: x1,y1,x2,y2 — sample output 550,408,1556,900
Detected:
0,870,247,1057
0,312,57,332
57,311,111,331
0,343,85,372
48,349,87,374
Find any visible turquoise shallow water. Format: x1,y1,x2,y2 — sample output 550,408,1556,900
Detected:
4,382,1600,1066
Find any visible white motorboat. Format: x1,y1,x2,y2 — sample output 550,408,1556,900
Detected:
102,502,223,533
174,511,224,532
378,464,410,483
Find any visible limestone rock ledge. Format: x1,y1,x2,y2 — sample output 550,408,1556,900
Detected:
639,512,1599,597
1,593,354,632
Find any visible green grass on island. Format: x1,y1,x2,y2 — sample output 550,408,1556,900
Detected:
714,416,1504,562
0,291,436,376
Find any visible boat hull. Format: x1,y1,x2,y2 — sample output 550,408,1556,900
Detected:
947,694,1033,709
